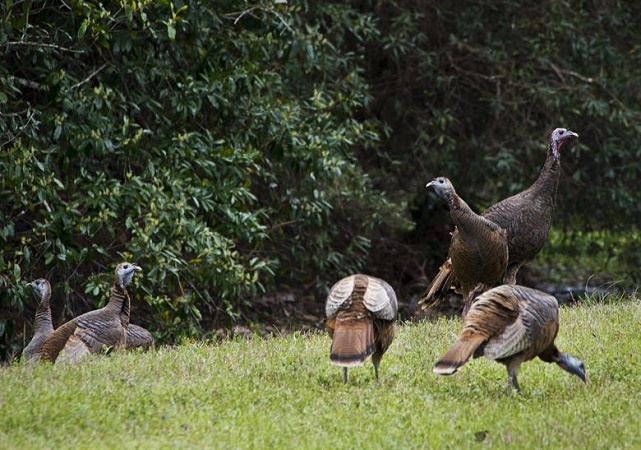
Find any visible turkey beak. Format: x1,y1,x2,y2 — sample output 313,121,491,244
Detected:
570,367,587,384
576,365,587,383
425,180,435,189
26,282,33,288
132,264,142,272
560,356,587,383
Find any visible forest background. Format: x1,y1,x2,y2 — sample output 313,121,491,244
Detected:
1,0,640,360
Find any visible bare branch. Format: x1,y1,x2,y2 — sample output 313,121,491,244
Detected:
4,75,50,91
0,110,37,148
227,6,260,25
66,63,108,92
225,4,293,33
547,61,626,109
1,40,85,54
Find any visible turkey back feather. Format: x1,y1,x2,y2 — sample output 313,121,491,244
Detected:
126,324,155,350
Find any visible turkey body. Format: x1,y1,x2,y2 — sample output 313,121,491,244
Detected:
433,284,587,392
41,263,142,364
483,128,579,284
325,274,398,383
23,279,55,363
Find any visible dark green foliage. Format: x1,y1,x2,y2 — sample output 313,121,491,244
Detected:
0,0,407,356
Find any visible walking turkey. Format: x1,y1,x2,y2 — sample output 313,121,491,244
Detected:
325,274,398,383
420,128,579,311
41,262,142,364
23,279,54,363
433,284,587,392
423,177,508,316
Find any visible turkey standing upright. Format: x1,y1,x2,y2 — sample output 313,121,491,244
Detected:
424,177,508,316
23,279,54,363
420,128,579,312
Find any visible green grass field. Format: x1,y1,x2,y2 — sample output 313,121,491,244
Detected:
1,297,640,449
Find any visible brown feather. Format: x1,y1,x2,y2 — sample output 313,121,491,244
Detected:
41,320,78,362
126,324,155,350
433,333,486,375
417,259,455,310
329,312,376,367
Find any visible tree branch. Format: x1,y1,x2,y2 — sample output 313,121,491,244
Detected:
1,41,85,54
65,63,108,92
547,61,626,109
0,110,37,148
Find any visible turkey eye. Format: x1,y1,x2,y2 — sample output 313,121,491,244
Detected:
559,130,565,135
123,264,129,269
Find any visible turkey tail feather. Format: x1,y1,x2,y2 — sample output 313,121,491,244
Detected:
330,319,375,367
419,260,454,310
433,334,485,375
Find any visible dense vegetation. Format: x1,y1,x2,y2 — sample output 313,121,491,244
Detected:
1,299,640,448
2,1,640,358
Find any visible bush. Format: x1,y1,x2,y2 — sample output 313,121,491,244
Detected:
0,0,408,358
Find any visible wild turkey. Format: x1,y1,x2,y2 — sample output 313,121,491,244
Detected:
325,274,398,383
126,324,155,350
433,284,587,392
420,128,579,311
422,177,508,316
41,262,142,363
22,279,55,363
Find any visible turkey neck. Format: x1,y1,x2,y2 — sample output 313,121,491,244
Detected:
34,291,54,334
443,189,466,212
105,283,131,328
528,144,561,207
444,191,484,229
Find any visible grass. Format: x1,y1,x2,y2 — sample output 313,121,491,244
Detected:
1,297,641,449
